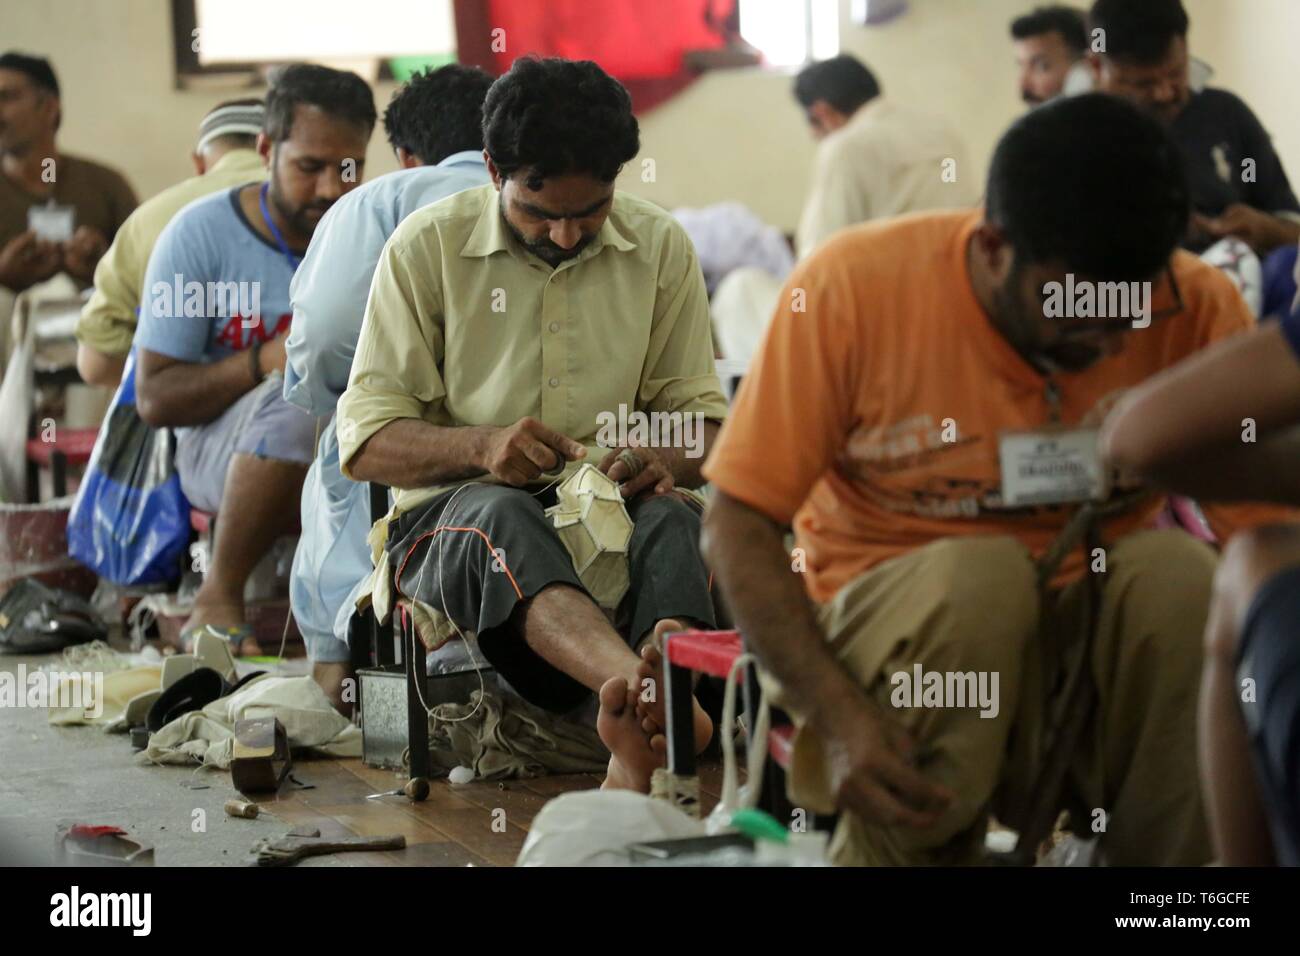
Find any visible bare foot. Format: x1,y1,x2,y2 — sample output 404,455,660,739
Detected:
634,620,714,753
597,676,663,792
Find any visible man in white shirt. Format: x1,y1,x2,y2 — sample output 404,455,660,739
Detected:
282,64,494,710
791,54,974,258
712,54,975,364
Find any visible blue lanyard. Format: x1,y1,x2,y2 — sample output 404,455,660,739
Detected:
258,182,301,272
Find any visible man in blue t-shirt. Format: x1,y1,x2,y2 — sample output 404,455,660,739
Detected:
134,64,375,654
282,64,492,710
1102,308,1300,866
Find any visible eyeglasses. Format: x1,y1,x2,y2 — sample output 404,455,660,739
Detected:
1148,266,1186,324
1052,267,1186,335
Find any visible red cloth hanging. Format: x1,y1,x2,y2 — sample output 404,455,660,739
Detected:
455,0,735,113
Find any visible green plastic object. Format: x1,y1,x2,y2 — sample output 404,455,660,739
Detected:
388,53,457,82
729,808,789,843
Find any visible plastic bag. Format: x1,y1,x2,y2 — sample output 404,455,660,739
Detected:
67,351,190,585
516,789,706,866
0,300,36,503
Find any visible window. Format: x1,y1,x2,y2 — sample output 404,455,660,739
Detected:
172,0,456,87
738,0,839,67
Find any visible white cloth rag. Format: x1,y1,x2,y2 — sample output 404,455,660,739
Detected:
141,674,361,768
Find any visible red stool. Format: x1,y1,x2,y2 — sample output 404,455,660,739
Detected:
662,629,793,813
189,509,214,535
664,631,815,826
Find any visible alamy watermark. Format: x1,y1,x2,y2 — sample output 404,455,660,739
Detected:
150,273,261,319
890,664,999,719
0,664,103,718
1042,274,1152,329
595,403,706,459
50,886,151,936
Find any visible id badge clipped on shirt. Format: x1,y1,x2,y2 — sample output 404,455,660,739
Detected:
28,201,75,243
998,427,1109,507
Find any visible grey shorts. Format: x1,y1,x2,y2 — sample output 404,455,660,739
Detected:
175,371,317,513
387,484,718,713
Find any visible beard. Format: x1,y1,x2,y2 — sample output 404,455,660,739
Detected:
499,195,592,266
269,179,334,240
992,270,1104,375
1038,338,1105,373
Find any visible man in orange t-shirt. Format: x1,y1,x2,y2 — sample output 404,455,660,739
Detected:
701,94,1293,866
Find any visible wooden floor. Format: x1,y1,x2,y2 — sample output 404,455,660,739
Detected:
249,757,729,866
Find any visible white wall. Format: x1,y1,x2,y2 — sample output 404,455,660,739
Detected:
5,0,1296,232
624,0,1032,228
1184,0,1300,176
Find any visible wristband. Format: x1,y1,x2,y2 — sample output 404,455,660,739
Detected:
249,340,265,385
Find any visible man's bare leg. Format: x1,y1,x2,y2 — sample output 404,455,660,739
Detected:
183,453,308,655
312,662,356,717
1200,525,1300,865
513,586,711,790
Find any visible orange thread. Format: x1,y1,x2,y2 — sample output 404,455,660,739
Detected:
395,525,524,601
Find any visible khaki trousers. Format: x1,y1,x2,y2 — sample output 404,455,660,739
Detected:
775,530,1215,866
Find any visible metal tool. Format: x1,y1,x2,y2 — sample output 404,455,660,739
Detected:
253,833,406,867
365,777,429,801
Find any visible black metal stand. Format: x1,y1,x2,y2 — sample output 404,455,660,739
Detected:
664,634,697,779
362,482,429,785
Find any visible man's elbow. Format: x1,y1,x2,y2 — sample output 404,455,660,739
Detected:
1099,394,1167,483
342,437,379,485
1098,419,1150,480
134,379,172,428
75,345,126,389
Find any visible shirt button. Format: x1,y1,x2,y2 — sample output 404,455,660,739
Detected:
548,322,559,333
549,377,559,388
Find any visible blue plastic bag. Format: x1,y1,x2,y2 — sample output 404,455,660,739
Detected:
68,351,190,585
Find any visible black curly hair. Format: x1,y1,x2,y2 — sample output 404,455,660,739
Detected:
482,57,640,189
383,64,492,165
1089,0,1188,64
264,63,376,144
986,93,1189,282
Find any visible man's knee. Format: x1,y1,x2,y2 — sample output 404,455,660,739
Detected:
822,535,1036,693
1112,529,1217,590
1211,524,1300,655
629,493,700,542
461,484,549,530
235,388,317,466
1217,524,1300,615
1106,530,1217,651
417,485,560,578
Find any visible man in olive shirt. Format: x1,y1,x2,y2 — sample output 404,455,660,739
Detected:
0,52,136,294
76,99,266,387
338,58,727,790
